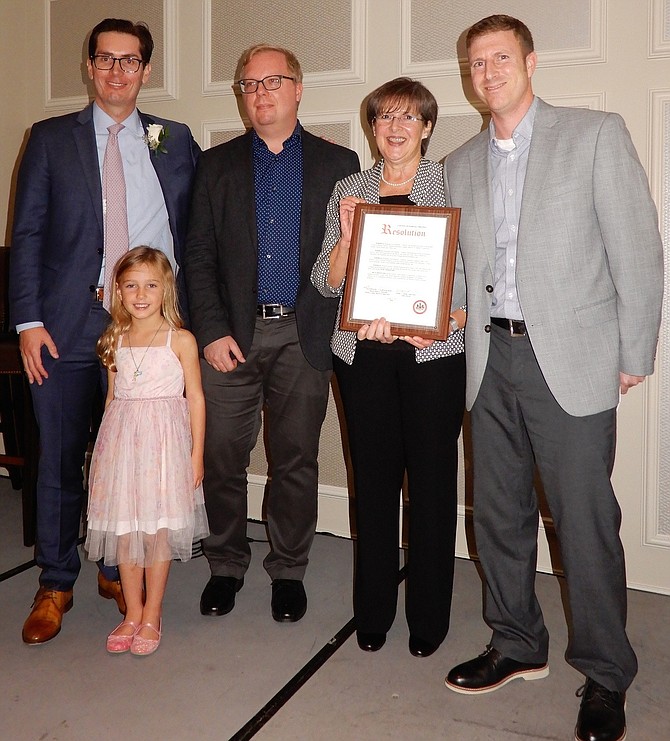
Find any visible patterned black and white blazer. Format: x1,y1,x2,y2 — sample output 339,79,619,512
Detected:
311,157,465,365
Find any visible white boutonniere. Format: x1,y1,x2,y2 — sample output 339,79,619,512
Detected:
145,123,168,154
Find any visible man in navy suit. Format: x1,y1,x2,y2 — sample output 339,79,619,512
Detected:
9,18,199,644
185,45,359,623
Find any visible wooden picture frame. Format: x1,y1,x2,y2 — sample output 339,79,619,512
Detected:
340,203,461,340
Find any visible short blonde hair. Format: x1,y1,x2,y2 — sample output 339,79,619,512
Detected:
237,44,303,83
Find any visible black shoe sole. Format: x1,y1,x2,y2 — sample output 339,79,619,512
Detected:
200,578,243,616
272,605,307,623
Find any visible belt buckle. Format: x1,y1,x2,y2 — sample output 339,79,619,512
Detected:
509,319,525,336
258,303,278,319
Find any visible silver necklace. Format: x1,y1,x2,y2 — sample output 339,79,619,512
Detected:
380,168,417,188
127,320,164,380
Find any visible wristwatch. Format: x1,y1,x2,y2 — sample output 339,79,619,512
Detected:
448,316,459,335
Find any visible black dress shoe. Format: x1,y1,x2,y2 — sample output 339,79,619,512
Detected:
271,579,307,622
356,631,386,652
575,678,626,741
200,576,243,616
445,645,549,694
409,635,439,657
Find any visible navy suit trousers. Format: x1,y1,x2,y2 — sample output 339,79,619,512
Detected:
30,301,117,589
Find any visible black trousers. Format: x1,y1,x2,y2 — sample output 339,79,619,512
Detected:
471,324,637,691
335,342,465,645
200,315,331,581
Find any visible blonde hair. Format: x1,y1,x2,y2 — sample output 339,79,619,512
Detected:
97,246,183,371
237,44,303,83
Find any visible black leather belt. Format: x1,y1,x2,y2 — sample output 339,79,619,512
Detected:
257,303,295,319
90,285,104,302
491,317,527,336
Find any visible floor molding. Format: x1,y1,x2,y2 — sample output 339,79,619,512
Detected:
247,476,558,574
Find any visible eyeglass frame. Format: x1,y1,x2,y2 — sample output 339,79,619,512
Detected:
373,113,425,126
90,54,145,74
236,75,296,94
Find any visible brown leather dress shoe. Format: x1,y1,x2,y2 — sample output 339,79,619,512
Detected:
22,587,73,644
98,572,127,616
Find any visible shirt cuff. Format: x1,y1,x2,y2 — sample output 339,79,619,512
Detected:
16,321,44,332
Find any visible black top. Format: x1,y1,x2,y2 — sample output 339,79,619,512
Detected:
379,194,414,205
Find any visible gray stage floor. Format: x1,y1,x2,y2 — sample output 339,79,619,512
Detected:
1,478,668,740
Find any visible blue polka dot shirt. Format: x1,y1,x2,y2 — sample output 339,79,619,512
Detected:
253,124,303,307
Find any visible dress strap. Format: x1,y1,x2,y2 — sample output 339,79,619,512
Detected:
165,326,173,346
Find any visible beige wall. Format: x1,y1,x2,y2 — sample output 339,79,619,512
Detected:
3,1,670,592
1,0,27,244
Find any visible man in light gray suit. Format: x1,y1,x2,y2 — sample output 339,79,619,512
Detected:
442,15,663,741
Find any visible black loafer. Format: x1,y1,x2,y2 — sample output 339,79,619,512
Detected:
356,631,386,652
409,635,439,657
445,645,549,694
575,678,626,741
271,579,307,622
200,576,243,616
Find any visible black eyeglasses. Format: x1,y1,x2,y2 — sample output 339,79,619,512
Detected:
236,75,296,94
90,55,144,73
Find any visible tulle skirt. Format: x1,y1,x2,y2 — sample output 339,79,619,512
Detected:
85,396,209,567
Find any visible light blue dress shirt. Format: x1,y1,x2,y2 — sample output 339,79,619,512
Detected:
489,96,538,321
93,102,174,285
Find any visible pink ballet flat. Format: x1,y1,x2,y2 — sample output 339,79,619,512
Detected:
106,620,139,654
130,621,162,656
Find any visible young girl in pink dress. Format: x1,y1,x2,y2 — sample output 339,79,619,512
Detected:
86,246,208,655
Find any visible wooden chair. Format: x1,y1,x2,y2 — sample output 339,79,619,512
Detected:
0,245,38,547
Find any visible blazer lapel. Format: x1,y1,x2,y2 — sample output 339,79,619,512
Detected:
138,111,177,233
231,131,258,254
73,104,103,234
300,131,320,260
468,140,495,275
518,100,558,237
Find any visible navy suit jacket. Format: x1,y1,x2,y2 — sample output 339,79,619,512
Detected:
184,127,360,372
9,102,200,367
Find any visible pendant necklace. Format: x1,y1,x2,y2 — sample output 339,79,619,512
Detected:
380,167,417,188
127,319,164,380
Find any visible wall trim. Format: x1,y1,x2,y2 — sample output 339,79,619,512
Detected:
202,110,366,160
649,0,670,57
647,89,670,549
400,0,606,79
245,475,670,595
248,477,551,580
435,93,606,121
202,0,367,96
45,0,178,111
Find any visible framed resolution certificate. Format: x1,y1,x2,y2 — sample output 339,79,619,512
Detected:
340,203,461,340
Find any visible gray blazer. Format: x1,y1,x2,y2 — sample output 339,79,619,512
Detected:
444,97,663,416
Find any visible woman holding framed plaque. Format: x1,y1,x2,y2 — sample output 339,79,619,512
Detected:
311,78,466,658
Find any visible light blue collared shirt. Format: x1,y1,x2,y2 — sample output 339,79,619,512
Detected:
93,103,174,285
489,96,538,321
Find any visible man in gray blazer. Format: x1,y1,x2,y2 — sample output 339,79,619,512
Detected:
184,45,359,624
442,15,663,741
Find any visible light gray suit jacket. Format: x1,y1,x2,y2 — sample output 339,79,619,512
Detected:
444,98,663,416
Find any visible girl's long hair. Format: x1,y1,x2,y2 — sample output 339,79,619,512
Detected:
97,246,183,371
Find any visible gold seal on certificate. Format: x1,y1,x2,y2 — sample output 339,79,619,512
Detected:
340,203,461,340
